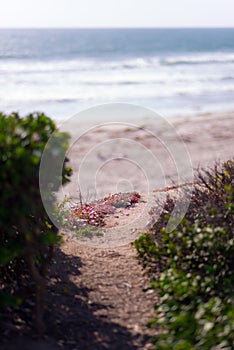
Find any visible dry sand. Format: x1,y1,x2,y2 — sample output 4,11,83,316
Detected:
56,110,234,247
60,110,234,202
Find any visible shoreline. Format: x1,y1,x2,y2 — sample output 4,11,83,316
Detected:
56,107,234,133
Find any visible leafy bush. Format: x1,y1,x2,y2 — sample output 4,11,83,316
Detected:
134,159,234,349
150,269,234,350
0,112,71,334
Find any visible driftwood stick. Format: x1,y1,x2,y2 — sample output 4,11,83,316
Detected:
153,181,199,193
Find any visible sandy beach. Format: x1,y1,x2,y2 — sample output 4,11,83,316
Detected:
59,110,234,202
52,110,234,248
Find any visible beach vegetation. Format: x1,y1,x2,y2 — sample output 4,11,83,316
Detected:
134,159,234,349
0,112,71,334
56,191,141,232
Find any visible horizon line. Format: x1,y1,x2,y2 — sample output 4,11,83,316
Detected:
0,26,234,30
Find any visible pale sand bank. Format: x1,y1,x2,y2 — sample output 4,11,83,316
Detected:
58,111,234,203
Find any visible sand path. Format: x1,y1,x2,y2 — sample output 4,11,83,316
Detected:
42,192,164,349
44,111,234,349
47,238,158,349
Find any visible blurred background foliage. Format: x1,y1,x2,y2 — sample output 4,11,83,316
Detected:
0,112,71,334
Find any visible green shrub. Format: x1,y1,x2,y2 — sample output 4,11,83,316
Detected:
151,269,234,350
134,160,234,349
0,112,71,334
155,222,234,299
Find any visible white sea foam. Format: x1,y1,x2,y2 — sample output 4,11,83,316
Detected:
1,52,234,74
1,52,234,119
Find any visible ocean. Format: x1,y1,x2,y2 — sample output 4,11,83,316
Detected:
0,28,234,120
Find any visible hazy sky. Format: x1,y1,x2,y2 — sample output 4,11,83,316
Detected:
0,0,234,28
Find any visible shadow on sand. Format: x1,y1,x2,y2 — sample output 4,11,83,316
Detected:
2,247,149,350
